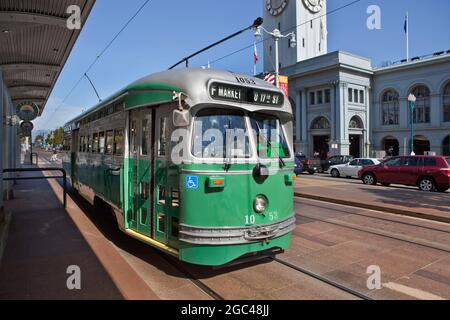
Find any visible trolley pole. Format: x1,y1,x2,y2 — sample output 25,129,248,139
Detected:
169,17,263,70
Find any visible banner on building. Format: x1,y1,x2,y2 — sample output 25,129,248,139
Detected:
279,75,289,97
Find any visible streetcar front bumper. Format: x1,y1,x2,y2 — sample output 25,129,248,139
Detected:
179,215,296,245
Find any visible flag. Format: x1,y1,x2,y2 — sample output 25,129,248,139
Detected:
264,73,275,85
253,43,259,65
404,14,408,34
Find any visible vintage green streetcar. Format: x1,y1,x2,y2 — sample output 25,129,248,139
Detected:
62,68,296,266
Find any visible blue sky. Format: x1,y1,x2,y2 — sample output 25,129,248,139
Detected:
34,0,450,131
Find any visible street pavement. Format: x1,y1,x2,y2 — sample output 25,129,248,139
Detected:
1,149,449,300
295,174,450,223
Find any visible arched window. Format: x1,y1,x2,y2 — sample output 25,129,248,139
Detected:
413,135,430,155
311,117,330,130
443,83,450,122
411,86,430,124
382,90,399,125
443,136,450,156
349,116,363,129
383,136,399,157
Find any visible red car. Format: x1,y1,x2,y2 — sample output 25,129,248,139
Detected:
358,156,450,192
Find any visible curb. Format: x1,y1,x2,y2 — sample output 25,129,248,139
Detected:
295,192,450,224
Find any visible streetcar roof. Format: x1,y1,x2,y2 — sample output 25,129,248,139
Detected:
65,68,288,127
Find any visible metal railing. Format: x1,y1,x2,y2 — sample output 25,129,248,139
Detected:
31,153,38,165
2,168,67,208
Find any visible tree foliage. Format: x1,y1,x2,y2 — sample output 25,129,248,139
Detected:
34,135,44,144
45,128,64,146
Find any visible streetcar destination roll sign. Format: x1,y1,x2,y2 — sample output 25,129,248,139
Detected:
209,82,284,106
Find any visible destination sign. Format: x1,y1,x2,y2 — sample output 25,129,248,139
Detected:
209,82,284,107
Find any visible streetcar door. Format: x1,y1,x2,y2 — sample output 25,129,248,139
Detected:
153,108,171,244
127,109,153,235
127,111,139,230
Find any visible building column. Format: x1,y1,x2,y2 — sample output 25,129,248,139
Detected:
364,85,371,157
295,90,301,145
296,87,309,155
328,82,338,156
430,93,441,127
399,98,409,129
336,81,350,155
0,71,4,222
399,136,409,157
330,83,336,142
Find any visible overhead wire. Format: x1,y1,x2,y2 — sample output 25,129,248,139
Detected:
44,0,152,128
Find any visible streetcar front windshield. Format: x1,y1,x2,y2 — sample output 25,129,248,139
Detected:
192,109,251,159
250,113,290,159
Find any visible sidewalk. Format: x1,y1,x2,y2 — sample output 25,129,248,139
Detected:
295,176,450,223
0,166,158,299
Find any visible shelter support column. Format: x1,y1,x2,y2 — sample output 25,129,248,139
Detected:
0,71,4,222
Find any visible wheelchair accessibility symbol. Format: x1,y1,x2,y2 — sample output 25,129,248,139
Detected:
186,176,199,190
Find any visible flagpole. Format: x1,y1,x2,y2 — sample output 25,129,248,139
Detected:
406,12,409,62
253,42,258,76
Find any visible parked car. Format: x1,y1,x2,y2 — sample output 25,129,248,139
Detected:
294,155,304,175
295,154,320,175
330,158,381,178
358,156,450,192
321,155,354,173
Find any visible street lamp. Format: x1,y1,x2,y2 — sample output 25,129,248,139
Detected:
255,26,296,88
408,93,417,156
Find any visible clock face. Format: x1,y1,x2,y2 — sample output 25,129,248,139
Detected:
302,0,323,13
266,0,289,16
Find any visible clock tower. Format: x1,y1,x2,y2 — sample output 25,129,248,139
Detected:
263,0,327,72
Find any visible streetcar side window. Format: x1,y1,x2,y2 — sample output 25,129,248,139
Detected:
83,136,87,152
99,131,106,154
79,136,83,152
87,135,92,152
114,129,124,155
157,214,166,233
105,130,114,155
141,119,150,156
130,120,138,155
158,186,166,204
158,117,168,157
93,133,99,153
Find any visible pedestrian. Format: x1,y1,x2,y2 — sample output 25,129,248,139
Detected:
50,147,58,162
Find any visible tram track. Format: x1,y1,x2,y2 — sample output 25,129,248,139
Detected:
295,197,450,235
154,252,225,300
294,211,450,254
266,256,372,300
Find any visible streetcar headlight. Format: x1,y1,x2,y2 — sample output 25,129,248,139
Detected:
253,196,267,213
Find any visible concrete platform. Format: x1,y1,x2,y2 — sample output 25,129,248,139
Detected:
0,167,158,300
295,175,450,223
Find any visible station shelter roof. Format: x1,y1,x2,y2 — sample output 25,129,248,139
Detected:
0,0,96,116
